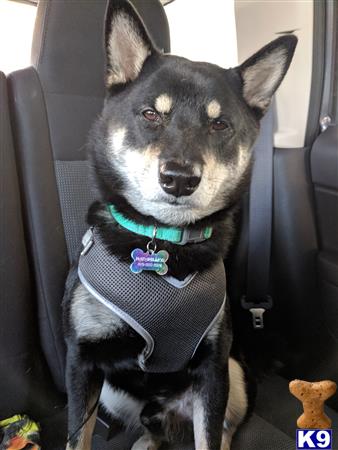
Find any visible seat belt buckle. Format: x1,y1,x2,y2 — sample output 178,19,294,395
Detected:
241,295,273,330
249,308,266,330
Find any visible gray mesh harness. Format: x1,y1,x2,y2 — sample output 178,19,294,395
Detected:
78,227,226,373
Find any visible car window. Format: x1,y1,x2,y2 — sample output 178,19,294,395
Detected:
0,0,37,74
164,0,238,67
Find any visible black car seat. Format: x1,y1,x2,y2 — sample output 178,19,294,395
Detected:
0,70,66,442
6,1,338,449
0,71,37,418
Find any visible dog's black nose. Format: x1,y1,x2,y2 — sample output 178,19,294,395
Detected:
159,161,201,197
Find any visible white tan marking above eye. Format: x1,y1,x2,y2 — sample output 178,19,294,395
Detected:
207,99,221,119
155,94,173,114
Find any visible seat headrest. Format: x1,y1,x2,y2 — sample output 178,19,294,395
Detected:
31,0,170,97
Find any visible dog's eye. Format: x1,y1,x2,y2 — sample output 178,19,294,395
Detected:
211,119,229,131
142,109,160,122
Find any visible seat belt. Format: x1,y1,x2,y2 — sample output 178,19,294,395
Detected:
241,106,274,329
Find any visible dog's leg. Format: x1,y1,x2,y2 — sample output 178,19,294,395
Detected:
221,357,248,450
65,347,103,450
130,401,164,450
130,433,162,450
192,362,229,450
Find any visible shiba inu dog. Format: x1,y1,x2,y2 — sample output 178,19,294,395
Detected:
63,1,297,449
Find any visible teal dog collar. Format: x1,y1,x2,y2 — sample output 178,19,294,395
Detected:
107,204,212,245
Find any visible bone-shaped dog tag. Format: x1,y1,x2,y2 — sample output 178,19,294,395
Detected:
130,248,169,275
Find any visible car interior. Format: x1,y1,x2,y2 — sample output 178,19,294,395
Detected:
0,0,337,449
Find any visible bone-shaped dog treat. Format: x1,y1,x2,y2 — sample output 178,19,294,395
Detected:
289,379,337,429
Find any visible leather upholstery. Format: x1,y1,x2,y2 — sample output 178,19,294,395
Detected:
0,71,36,415
8,67,69,390
8,0,170,392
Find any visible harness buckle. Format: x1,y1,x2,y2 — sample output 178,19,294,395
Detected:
178,229,207,245
241,295,273,330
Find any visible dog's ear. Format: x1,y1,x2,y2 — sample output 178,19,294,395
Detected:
104,0,156,88
237,35,297,116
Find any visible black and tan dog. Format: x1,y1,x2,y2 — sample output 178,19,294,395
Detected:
63,1,297,449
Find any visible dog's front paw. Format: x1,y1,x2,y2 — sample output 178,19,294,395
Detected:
131,433,161,450
221,431,232,450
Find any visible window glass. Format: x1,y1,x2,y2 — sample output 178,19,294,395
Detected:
164,0,238,68
235,0,313,148
0,0,37,74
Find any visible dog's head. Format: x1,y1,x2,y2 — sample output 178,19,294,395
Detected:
92,0,297,226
